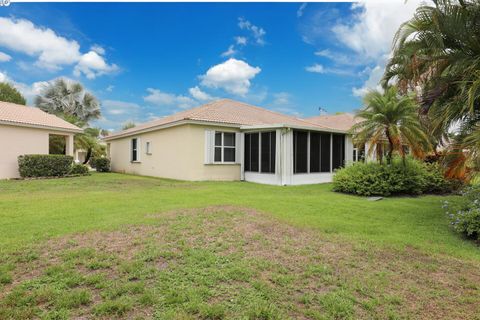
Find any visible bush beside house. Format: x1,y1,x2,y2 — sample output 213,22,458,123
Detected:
91,158,110,172
444,185,480,241
70,163,90,175
18,154,89,178
333,158,455,196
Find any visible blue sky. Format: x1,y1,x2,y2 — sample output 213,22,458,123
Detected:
0,1,424,130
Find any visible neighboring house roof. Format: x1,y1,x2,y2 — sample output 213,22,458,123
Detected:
0,101,83,133
306,113,363,132
105,99,341,140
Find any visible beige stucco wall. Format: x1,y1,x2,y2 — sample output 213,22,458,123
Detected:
0,124,75,179
108,124,241,181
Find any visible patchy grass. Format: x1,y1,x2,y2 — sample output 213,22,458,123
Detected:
0,173,477,259
0,173,479,318
0,206,478,319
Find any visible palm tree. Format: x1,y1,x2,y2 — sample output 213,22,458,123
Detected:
121,121,136,130
351,86,431,164
35,78,101,124
75,128,106,164
382,0,480,177
35,78,104,164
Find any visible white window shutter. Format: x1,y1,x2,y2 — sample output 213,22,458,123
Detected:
235,132,242,164
130,139,133,162
204,130,214,164
137,137,141,162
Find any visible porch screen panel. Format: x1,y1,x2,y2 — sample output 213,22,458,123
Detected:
320,133,331,172
293,130,308,174
244,134,251,171
332,134,345,170
244,133,258,172
260,131,276,173
310,132,320,173
270,131,276,172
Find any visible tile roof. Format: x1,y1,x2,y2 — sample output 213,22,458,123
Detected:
0,101,83,133
106,99,337,139
306,113,362,132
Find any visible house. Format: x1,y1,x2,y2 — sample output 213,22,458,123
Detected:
105,99,365,185
0,101,83,179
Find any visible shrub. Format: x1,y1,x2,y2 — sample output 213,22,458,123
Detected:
444,185,480,241
18,154,73,178
70,163,89,175
91,158,110,172
333,157,455,196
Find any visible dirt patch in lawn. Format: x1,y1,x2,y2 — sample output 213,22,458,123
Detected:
1,205,479,319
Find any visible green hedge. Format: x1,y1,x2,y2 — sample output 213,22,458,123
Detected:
91,158,110,172
70,163,90,175
333,157,456,196
18,154,73,178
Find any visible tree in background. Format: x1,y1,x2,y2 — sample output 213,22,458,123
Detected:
0,82,26,105
122,121,136,130
383,0,480,179
35,78,101,126
351,86,430,164
35,78,105,164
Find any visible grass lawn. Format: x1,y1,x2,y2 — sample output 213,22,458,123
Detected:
0,173,478,319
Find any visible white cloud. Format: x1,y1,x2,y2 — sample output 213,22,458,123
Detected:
297,3,307,18
305,62,354,76
238,18,266,46
143,88,196,109
102,100,140,116
221,45,236,57
0,52,11,62
332,1,425,62
315,49,358,66
305,64,325,73
0,17,81,71
0,71,8,82
73,51,118,79
273,92,291,105
106,85,114,92
90,44,105,55
327,0,427,95
0,17,117,77
189,86,216,102
352,65,384,97
200,58,261,96
235,36,247,46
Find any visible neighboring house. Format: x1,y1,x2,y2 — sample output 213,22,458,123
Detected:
0,101,83,179
105,99,364,185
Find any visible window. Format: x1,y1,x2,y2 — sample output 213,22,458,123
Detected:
293,131,308,174
261,131,276,173
332,134,345,170
214,132,236,163
245,133,259,172
146,141,151,155
353,148,358,162
131,138,138,162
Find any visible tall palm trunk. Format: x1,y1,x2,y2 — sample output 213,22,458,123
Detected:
385,128,394,164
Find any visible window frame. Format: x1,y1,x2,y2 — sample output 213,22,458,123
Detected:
214,131,236,163
145,141,152,155
131,138,139,162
